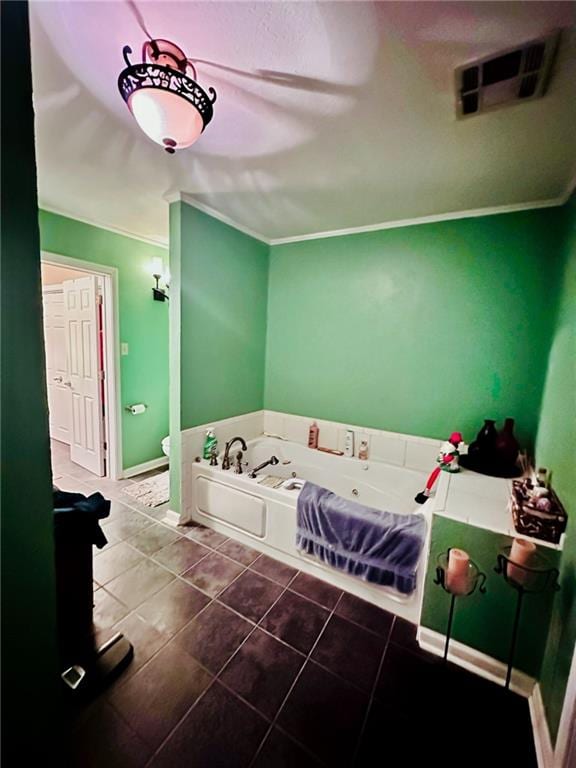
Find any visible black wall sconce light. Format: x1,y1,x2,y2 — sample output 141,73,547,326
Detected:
151,257,169,302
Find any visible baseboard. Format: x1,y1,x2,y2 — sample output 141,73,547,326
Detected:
123,456,168,478
161,508,181,528
417,626,535,697
529,682,554,768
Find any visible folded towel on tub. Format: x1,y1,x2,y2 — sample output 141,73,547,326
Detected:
296,481,426,595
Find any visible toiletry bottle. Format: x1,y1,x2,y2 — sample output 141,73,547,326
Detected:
308,422,319,449
358,439,369,461
203,428,217,460
344,430,354,458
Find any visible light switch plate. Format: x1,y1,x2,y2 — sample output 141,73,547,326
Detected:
121,342,129,356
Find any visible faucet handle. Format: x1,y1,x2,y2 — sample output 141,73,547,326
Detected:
234,451,244,474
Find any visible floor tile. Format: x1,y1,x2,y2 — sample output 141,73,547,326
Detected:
153,538,210,574
93,587,131,630
182,551,244,597
110,639,212,750
217,538,261,565
93,541,145,585
185,523,229,549
103,509,153,541
374,642,440,713
128,523,180,555
251,554,298,586
219,570,284,623
174,602,253,674
289,572,342,609
277,660,369,766
260,590,329,655
149,682,268,768
109,613,170,683
389,616,421,653
311,614,385,692
220,628,305,719
105,559,175,609
136,579,210,635
252,727,323,768
71,699,152,768
334,592,395,638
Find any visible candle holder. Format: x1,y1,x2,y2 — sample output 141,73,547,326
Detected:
433,549,487,662
494,546,560,689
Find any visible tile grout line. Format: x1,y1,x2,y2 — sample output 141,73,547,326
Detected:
246,590,346,768
350,616,396,766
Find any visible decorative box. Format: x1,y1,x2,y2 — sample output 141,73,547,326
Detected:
510,480,567,544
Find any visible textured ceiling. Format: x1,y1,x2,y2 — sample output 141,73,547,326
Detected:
30,1,576,244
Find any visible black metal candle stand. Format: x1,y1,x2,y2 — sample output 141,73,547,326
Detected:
434,549,487,662
494,546,560,689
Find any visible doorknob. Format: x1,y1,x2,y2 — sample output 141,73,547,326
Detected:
63,381,72,388
53,376,63,383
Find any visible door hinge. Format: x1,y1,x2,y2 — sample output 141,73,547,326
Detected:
103,441,107,451
99,370,105,381
97,294,103,305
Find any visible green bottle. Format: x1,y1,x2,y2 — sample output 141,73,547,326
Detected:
203,428,217,460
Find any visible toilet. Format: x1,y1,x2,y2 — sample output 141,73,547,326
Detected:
161,436,170,457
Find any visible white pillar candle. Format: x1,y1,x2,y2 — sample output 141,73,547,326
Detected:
508,538,537,585
446,548,470,595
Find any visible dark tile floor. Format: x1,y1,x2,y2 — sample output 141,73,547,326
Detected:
52,442,537,768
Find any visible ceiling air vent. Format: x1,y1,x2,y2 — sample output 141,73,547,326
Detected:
456,31,560,118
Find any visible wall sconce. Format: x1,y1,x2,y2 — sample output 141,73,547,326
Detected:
151,257,169,302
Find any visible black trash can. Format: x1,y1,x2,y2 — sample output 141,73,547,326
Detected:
52,489,133,694
52,489,110,668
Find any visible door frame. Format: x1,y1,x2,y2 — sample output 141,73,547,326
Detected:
41,251,122,481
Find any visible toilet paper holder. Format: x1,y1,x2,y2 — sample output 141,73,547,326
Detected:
125,403,147,414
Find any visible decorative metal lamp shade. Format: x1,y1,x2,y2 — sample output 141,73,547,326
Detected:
118,39,216,153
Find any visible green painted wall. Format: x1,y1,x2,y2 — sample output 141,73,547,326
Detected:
421,518,560,676
38,210,169,469
266,209,565,448
178,202,269,430
169,201,182,512
537,196,576,743
1,2,62,760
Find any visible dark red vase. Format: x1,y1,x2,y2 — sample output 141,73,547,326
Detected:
495,418,520,469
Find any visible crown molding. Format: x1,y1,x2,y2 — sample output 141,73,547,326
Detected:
39,204,169,249
177,194,271,244
269,195,567,246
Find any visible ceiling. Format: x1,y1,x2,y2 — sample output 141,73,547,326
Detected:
30,1,576,244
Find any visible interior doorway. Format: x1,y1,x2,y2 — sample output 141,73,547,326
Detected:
41,252,122,481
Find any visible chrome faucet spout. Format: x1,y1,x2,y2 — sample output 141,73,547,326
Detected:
222,436,248,470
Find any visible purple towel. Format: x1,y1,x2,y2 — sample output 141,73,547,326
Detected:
296,482,425,595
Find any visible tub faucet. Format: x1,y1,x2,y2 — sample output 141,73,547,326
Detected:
222,436,247,470
249,455,279,478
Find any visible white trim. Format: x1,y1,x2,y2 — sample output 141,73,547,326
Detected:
41,251,123,482
161,509,181,527
530,683,554,768
177,194,270,244
166,186,573,247
269,196,566,246
554,641,576,768
181,409,265,440
123,456,169,479
40,204,169,249
417,626,536,697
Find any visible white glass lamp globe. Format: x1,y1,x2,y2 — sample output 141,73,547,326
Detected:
128,89,204,151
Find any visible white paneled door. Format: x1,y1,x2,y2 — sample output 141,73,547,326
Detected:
64,276,105,476
43,290,72,444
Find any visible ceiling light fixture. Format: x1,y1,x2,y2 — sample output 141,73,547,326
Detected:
118,39,217,153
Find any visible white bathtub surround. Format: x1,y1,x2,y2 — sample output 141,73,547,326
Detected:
263,410,443,470
180,411,264,523
188,435,434,623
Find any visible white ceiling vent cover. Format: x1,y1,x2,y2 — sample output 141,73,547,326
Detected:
456,31,560,118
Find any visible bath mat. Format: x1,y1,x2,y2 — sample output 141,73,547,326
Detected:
123,471,169,507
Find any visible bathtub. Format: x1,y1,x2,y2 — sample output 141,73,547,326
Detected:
189,436,434,622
